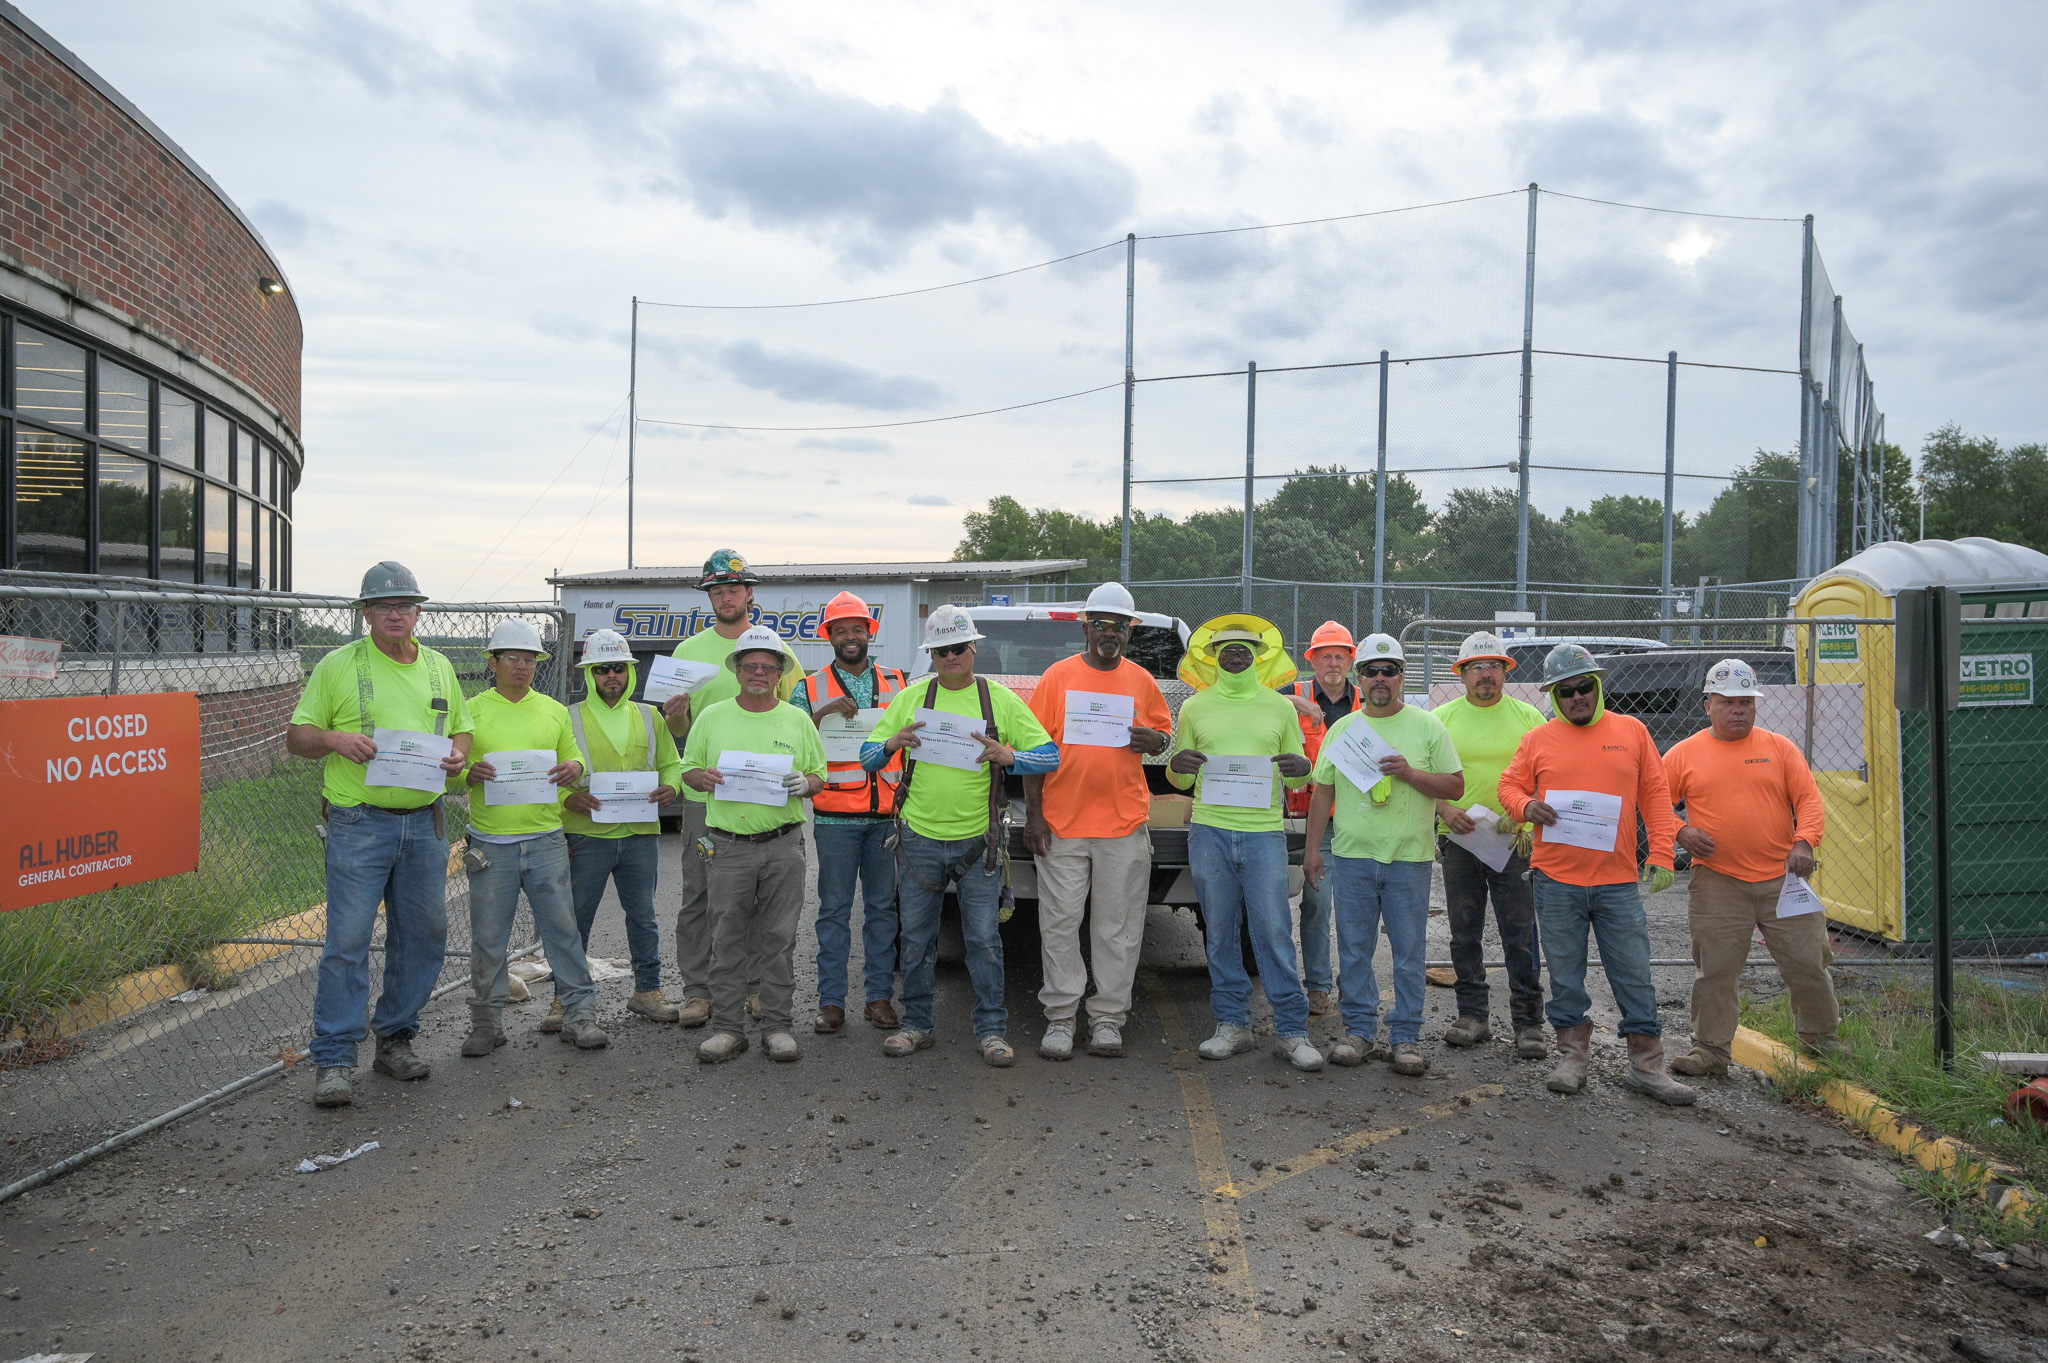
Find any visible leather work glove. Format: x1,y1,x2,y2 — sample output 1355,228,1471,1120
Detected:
1641,864,1676,895
1513,823,1534,859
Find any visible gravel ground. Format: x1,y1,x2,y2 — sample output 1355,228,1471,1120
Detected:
3,834,2045,1362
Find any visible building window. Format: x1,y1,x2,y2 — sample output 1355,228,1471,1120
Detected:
204,483,230,586
98,361,151,451
236,495,256,588
160,388,196,467
161,468,198,581
98,450,152,577
203,409,230,481
15,428,88,573
15,327,87,429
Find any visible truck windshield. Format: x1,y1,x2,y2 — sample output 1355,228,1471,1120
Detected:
971,620,1185,680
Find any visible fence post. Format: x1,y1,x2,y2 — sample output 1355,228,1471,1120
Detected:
1802,619,1818,762
1374,348,1389,632
1923,587,1957,1070
1120,232,1136,584
1242,361,1256,613
1515,183,1538,611
1824,296,1845,564
1661,351,1677,645
106,599,124,697
1796,215,1817,582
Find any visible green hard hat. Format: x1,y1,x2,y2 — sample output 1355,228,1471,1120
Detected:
354,560,427,606
698,548,760,589
1539,642,1605,691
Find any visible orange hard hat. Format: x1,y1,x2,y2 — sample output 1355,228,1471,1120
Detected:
1306,621,1355,657
821,590,880,633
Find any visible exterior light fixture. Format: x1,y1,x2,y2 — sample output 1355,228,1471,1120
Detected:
257,277,285,296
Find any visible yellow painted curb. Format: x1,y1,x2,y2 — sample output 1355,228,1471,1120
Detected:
1732,1024,2037,1220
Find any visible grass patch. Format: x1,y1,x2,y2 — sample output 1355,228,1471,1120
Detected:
1742,971,2048,1210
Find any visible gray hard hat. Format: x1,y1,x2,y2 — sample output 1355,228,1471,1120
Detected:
1538,642,1605,691
354,561,427,607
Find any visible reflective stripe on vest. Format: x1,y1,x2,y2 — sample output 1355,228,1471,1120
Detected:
804,663,907,816
570,699,660,774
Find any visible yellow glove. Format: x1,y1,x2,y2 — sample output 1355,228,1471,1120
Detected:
1494,813,1519,837
1513,823,1534,859
1641,864,1676,895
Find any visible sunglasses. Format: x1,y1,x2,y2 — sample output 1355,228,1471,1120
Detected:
736,660,783,675
1084,618,1131,633
1552,678,1599,699
589,663,629,676
1359,663,1403,679
931,643,972,659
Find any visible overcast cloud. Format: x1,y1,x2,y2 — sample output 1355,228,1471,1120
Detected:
25,0,2048,597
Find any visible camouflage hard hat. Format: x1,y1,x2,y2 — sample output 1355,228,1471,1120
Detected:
1538,643,1605,691
698,548,760,589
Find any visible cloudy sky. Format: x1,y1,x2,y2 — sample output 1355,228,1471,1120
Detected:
34,0,2048,598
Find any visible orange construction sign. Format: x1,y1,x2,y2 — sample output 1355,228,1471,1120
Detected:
1,693,201,911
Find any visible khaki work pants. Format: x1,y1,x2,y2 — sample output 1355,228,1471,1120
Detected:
1686,862,1840,1063
705,829,806,1035
676,799,760,1001
1035,828,1152,1028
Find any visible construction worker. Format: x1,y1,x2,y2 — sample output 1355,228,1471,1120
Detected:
1664,658,1838,1076
551,628,684,1031
1166,615,1320,1072
1498,644,1692,1104
1302,634,1464,1076
680,626,829,1063
1024,582,1173,1060
793,591,908,1035
863,605,1058,1067
1431,631,1549,1060
287,562,473,1107
661,549,802,1028
1280,620,1363,1018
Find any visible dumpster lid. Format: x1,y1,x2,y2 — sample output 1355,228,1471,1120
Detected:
1806,538,2048,599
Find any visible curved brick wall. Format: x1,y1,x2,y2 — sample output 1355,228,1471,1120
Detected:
0,8,302,440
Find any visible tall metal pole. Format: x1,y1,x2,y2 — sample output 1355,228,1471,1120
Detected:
627,295,639,570
1824,296,1844,566
1875,412,1888,541
1925,585,1957,1071
1120,233,1136,584
1515,183,1538,611
1242,361,1257,612
1373,348,1389,632
1796,216,1815,581
1661,351,1677,645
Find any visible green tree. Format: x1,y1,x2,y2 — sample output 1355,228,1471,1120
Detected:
1419,487,1589,586
1560,494,1680,587
1920,425,2048,552
954,495,1114,564
1680,450,1800,584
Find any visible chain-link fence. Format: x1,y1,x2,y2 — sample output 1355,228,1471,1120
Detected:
0,572,566,1196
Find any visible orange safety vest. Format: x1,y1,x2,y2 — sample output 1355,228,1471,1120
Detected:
1281,679,1364,816
803,663,909,817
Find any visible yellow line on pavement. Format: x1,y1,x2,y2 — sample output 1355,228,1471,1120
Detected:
1216,1083,1505,1199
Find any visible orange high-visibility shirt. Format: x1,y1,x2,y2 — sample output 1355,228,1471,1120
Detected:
1498,710,1675,887
1028,654,1174,840
1662,725,1826,883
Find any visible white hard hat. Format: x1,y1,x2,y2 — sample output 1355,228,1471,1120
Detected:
920,604,986,651
486,618,550,660
579,628,633,668
1353,632,1405,666
1702,658,1762,698
1455,631,1515,671
1082,581,1141,620
724,625,796,675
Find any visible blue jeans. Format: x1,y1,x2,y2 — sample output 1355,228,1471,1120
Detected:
312,803,449,1069
1331,856,1433,1044
895,827,1006,1038
814,820,900,1010
1188,823,1308,1038
564,833,663,994
1295,825,1335,992
466,831,597,1023
1532,872,1661,1036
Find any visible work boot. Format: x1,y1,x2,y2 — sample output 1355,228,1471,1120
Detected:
1306,989,1334,1017
627,990,680,1023
313,1067,353,1107
1513,1026,1549,1061
882,1028,933,1058
1389,1042,1428,1077
1198,1024,1256,1061
1037,1018,1076,1061
1670,1046,1729,1078
764,1032,802,1063
1086,1022,1124,1058
561,1016,610,1050
373,1033,430,1082
1800,1033,1847,1062
1444,1015,1491,1048
538,998,565,1033
1273,1036,1324,1072
979,1035,1017,1068
1327,1034,1378,1067
1546,1023,1594,1094
698,1031,749,1063
676,997,712,1028
1622,1034,1698,1106
863,1000,899,1030
461,1022,506,1058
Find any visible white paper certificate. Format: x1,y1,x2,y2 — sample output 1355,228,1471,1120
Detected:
713,750,794,807
1324,718,1402,793
1774,873,1823,918
481,749,560,806
819,708,888,766
909,708,987,772
365,728,453,794
1200,755,1274,809
1539,789,1624,853
642,655,721,704
589,770,661,822
1063,690,1136,748
1446,803,1519,873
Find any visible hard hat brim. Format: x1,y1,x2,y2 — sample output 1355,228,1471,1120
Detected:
920,629,987,650
489,648,552,662
1454,653,1515,671
1540,666,1605,691
353,593,428,607
1703,682,1763,697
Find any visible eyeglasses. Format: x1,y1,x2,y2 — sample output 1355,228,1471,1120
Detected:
735,660,783,675
589,663,629,676
493,655,537,668
931,642,972,659
1459,661,1506,674
364,603,417,617
1552,678,1599,699
1084,618,1131,633
1359,663,1403,679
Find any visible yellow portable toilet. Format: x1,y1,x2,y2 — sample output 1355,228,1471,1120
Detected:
1792,537,2048,942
